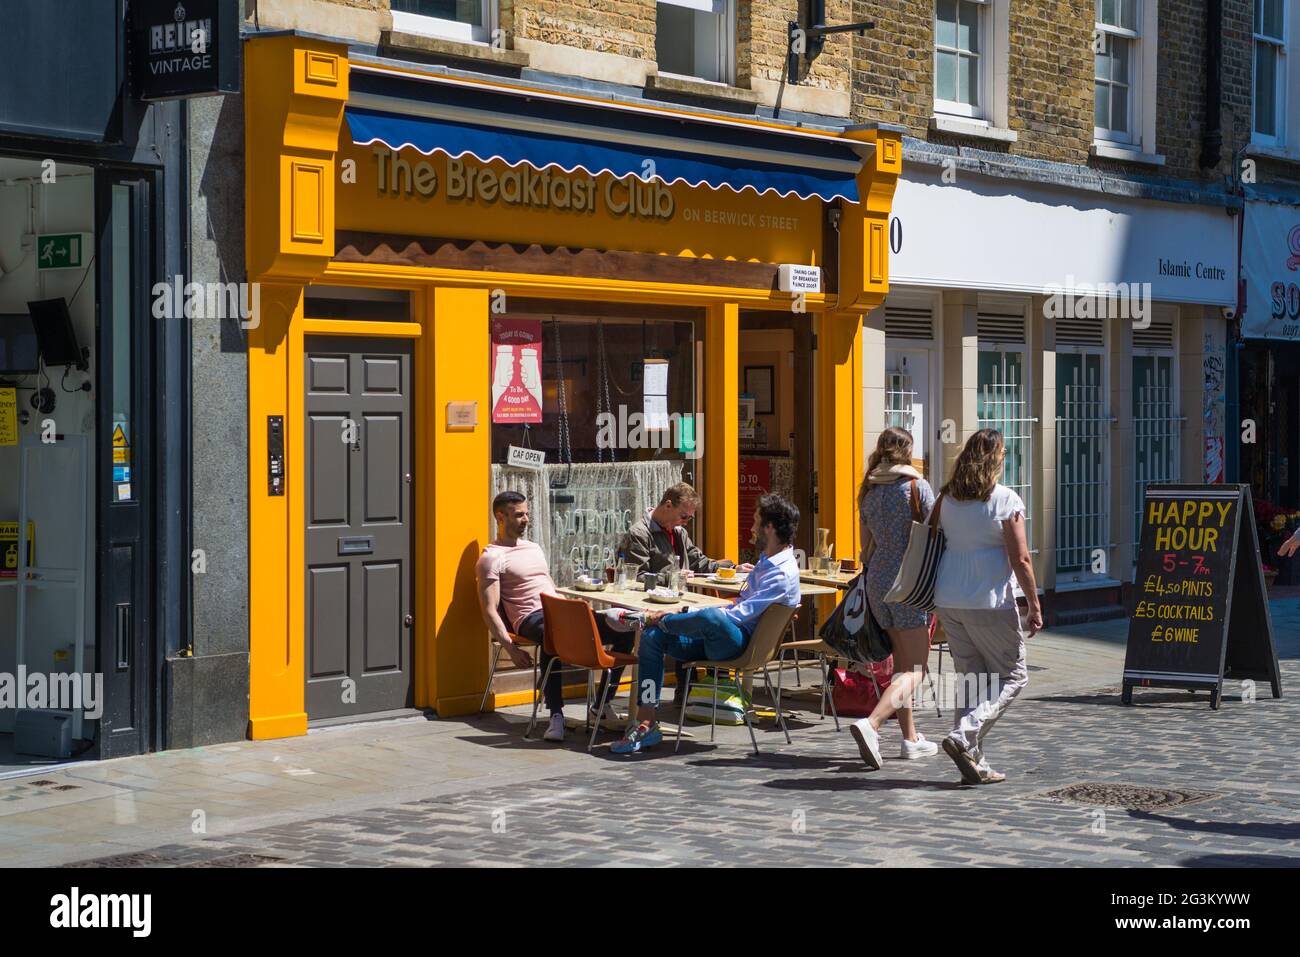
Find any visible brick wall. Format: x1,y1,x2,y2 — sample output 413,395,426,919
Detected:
510,0,656,62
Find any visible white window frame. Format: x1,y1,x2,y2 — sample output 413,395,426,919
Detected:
391,0,496,46
1252,0,1289,148
1093,0,1147,148
934,0,991,120
655,0,736,87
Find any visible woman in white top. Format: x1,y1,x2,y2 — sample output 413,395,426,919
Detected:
934,429,1043,785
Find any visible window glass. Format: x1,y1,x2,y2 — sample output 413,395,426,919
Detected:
391,0,484,27
656,0,728,84
935,0,981,108
110,184,134,503
1255,42,1279,137
488,314,700,585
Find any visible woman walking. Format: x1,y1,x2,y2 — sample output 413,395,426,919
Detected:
850,426,940,769
934,428,1042,785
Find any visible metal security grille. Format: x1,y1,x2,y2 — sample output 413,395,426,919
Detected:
1056,365,1110,576
978,361,1035,552
1132,359,1182,550
885,369,917,434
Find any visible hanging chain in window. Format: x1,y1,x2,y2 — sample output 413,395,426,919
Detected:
552,319,572,467
595,319,615,463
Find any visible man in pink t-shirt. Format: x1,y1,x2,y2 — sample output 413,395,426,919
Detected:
476,491,632,742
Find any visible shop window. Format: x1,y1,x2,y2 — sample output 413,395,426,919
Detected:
1056,351,1109,580
391,0,494,44
655,0,735,86
1253,0,1288,146
488,314,700,585
934,0,986,117
977,348,1033,555
1132,353,1179,556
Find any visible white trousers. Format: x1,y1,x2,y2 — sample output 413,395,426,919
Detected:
935,606,1028,771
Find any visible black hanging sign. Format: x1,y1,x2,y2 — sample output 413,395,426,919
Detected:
131,0,240,101
1123,484,1282,708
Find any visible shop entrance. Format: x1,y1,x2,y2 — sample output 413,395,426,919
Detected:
304,336,414,720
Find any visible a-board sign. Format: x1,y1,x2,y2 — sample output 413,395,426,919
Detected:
1124,484,1282,708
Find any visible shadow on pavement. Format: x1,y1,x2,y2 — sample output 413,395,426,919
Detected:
1129,810,1300,843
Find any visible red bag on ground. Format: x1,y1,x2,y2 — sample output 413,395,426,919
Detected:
831,655,896,719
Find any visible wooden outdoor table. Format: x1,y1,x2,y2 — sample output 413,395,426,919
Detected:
684,576,839,599
798,569,858,590
555,583,732,729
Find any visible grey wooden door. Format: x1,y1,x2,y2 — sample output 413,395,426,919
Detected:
304,336,414,719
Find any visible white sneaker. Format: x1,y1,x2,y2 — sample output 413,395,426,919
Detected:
849,718,883,770
900,733,939,759
542,713,566,742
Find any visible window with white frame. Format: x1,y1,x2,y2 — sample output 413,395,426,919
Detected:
391,0,493,45
1094,0,1140,144
1254,0,1288,145
934,0,988,118
655,0,735,86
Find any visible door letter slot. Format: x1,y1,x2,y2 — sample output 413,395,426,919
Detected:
268,415,285,496
338,536,374,556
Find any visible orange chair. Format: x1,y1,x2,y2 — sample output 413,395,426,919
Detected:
526,593,639,751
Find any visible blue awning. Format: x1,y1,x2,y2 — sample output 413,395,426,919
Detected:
345,101,863,203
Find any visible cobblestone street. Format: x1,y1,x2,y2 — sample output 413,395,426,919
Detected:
11,602,1294,869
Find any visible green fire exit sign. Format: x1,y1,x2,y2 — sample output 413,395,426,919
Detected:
36,233,88,271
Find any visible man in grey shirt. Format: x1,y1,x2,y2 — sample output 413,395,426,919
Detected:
620,482,734,581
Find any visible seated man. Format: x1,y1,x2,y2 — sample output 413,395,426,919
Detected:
477,491,634,743
620,482,733,581
612,493,802,754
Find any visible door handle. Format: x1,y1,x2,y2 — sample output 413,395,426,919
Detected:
115,603,132,671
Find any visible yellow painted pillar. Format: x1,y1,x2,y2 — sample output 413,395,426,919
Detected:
247,283,308,740
818,311,865,564
704,302,740,559
244,34,347,739
428,286,492,717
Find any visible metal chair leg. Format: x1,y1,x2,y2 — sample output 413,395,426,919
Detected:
710,667,719,742
773,649,784,713
479,643,501,713
825,655,841,731
587,669,605,752
817,655,827,720
675,667,695,753
739,669,760,755
761,669,791,745
935,643,946,717
526,657,557,739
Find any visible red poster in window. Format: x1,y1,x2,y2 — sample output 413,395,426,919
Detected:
491,318,543,424
738,457,771,554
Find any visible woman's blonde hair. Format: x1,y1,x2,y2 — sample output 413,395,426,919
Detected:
942,428,1006,502
858,427,914,510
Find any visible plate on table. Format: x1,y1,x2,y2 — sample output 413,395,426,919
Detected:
706,574,746,585
573,580,607,592
645,590,685,604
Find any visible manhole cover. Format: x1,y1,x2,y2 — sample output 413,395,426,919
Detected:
188,853,285,868
1041,782,1219,811
69,850,286,868
29,780,58,787
51,784,80,791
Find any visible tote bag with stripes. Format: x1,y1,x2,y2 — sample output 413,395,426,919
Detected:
883,489,945,610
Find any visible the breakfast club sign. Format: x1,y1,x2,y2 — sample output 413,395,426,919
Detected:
1242,199,1300,341
372,145,676,221
132,0,240,100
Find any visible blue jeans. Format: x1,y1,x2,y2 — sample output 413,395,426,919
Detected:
637,607,750,708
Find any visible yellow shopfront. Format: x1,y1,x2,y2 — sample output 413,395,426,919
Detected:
242,34,900,739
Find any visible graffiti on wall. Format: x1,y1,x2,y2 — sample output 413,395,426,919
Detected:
1203,332,1226,483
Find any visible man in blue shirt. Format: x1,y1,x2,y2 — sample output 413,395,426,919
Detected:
612,493,801,754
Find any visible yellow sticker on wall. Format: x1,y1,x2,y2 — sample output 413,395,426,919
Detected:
0,387,16,446
0,521,36,577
